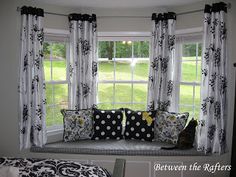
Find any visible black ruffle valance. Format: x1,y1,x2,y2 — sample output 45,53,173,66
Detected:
204,2,227,13
21,6,44,17
68,13,96,22
152,12,176,23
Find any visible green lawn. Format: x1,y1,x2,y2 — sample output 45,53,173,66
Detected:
44,57,201,127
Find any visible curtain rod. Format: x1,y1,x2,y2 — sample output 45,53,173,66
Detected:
16,3,231,18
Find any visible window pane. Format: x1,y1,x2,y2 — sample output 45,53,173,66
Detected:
115,41,132,58
52,42,66,59
43,42,67,81
134,41,149,58
194,106,200,120
197,61,201,82
198,43,202,57
43,42,51,59
98,60,114,80
46,105,64,126
44,60,51,81
195,86,201,107
115,84,132,102
133,84,147,103
97,103,114,110
46,106,53,127
54,84,68,108
52,60,67,81
115,60,131,80
180,85,193,106
132,104,146,111
46,84,53,105
113,104,132,110
98,41,114,59
133,60,149,81
182,43,196,60
98,84,113,103
54,105,64,125
97,40,149,112
181,61,197,82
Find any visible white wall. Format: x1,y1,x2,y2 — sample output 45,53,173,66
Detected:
0,0,235,176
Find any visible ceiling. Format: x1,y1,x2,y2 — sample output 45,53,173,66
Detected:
38,0,204,9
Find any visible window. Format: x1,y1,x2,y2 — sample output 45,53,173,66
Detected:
43,35,69,130
178,41,202,119
97,39,150,110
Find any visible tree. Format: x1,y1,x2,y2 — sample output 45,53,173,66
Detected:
51,43,66,59
43,42,50,58
183,43,202,57
98,41,114,60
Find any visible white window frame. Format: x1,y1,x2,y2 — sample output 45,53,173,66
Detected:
97,32,150,109
175,28,203,118
44,28,70,133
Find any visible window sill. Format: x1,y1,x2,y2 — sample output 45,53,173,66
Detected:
47,127,63,143
31,139,207,156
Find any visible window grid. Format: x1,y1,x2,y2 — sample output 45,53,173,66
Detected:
97,40,149,109
179,42,201,119
44,40,69,129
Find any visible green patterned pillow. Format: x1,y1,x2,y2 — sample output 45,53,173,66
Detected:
154,111,189,144
61,109,94,142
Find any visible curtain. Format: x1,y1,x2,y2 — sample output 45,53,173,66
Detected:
147,12,177,111
19,6,47,149
197,2,228,154
68,14,98,110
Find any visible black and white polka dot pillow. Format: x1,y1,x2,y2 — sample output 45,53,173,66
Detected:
92,109,123,140
124,109,156,141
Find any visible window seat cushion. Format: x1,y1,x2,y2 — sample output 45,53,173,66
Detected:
31,140,207,156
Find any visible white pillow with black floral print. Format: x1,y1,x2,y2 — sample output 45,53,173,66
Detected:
154,111,189,144
61,109,94,142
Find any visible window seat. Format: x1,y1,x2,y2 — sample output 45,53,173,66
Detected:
31,140,207,156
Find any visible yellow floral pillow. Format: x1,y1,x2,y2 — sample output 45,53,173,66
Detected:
154,111,189,144
61,109,94,142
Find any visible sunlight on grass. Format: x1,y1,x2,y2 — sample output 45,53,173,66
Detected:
44,60,67,81
98,60,149,81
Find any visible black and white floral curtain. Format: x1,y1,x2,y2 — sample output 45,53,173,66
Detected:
147,12,177,111
68,14,98,110
19,6,47,149
197,2,228,154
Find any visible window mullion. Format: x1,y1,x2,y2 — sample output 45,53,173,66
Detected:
196,42,199,82
66,42,70,108
192,85,195,118
113,41,116,109
131,41,134,107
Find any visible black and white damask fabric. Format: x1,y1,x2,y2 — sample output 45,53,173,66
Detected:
0,157,111,177
68,14,98,110
18,6,47,149
92,109,123,140
124,109,156,141
62,109,94,142
147,12,177,112
197,2,228,154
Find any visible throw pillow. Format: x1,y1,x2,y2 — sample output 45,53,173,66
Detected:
124,109,156,141
154,111,189,144
61,109,94,142
92,109,123,140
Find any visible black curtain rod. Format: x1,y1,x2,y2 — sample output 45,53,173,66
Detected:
16,3,231,18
